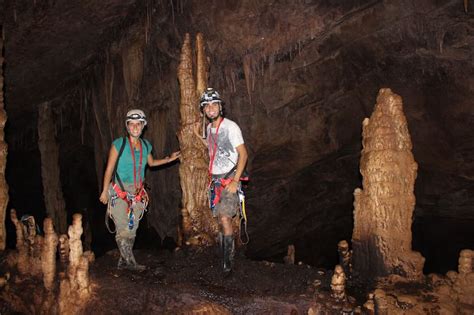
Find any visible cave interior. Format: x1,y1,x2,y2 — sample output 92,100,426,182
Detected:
1,0,474,313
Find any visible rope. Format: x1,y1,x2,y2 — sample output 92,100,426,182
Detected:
105,202,116,234
238,188,249,245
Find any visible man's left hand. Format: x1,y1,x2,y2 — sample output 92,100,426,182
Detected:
225,180,239,193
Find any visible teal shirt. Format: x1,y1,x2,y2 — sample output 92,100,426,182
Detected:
113,137,152,185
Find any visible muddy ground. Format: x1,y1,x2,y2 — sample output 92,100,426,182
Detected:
1,246,359,314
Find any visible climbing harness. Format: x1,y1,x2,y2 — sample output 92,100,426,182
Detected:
105,136,149,234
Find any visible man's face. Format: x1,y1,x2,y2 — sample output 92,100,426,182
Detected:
127,120,144,137
203,101,221,120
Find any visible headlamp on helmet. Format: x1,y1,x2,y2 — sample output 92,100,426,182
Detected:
199,88,223,112
125,109,147,127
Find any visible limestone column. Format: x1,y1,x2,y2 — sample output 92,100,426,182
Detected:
177,33,218,245
352,88,425,282
38,102,67,234
0,34,8,250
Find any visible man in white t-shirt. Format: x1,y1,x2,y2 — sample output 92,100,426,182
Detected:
195,88,248,275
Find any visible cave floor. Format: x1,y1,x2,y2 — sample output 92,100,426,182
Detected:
85,247,334,314
2,246,473,314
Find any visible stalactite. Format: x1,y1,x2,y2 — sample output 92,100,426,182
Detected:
243,54,253,104
177,33,218,246
0,34,8,250
104,50,115,141
352,88,425,283
38,102,68,234
121,37,144,105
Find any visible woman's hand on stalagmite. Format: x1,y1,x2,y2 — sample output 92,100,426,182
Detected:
99,190,109,205
169,151,181,162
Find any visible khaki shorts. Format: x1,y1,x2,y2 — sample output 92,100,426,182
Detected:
214,189,240,219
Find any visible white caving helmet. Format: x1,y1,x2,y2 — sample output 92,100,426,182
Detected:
199,88,224,113
125,109,147,128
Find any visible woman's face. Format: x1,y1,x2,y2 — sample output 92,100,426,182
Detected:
127,120,144,137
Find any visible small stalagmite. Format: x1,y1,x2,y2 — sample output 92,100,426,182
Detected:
373,289,389,315
363,293,375,315
330,265,346,301
22,215,37,253
68,213,84,278
283,244,295,264
352,88,425,282
59,234,70,264
177,33,218,245
451,249,474,305
337,240,352,277
41,218,58,291
0,33,8,251
10,209,29,275
59,213,92,315
458,249,473,274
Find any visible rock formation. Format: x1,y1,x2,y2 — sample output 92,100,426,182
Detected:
59,234,70,264
330,265,346,301
41,218,58,291
352,88,425,282
59,213,93,314
38,101,67,234
0,33,7,251
177,33,218,246
337,240,352,278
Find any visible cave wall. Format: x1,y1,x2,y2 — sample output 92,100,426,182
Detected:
3,0,474,267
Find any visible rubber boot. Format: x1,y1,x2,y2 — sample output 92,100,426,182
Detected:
125,237,146,272
116,237,129,270
116,237,146,271
223,235,234,275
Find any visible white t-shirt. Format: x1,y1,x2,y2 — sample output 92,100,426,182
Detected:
207,118,244,175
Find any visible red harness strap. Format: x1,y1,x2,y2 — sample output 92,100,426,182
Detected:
112,183,148,207
212,178,233,206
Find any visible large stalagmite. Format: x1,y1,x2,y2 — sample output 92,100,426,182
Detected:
352,88,425,282
177,33,218,245
38,102,68,234
0,34,8,250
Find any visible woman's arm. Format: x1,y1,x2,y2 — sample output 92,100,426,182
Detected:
99,145,119,204
147,151,181,167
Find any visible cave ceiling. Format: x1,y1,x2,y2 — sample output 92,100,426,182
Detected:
2,0,473,263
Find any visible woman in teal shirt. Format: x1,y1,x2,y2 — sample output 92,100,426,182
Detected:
99,109,180,271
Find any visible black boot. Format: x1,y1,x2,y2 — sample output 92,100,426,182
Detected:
223,235,234,275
